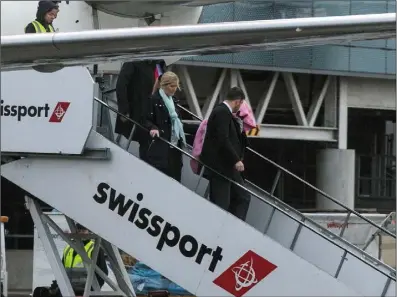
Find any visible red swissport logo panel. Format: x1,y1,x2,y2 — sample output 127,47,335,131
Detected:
213,250,277,297
49,102,70,123
1,100,71,123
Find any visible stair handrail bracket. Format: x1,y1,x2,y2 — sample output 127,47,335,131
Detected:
1,66,94,155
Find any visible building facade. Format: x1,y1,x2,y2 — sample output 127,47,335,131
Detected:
174,0,396,211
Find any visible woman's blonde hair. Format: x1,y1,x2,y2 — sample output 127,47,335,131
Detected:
160,71,180,88
152,71,180,94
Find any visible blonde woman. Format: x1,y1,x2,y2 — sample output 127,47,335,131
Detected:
145,71,186,182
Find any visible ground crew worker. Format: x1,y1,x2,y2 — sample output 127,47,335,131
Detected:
61,223,108,295
25,1,59,33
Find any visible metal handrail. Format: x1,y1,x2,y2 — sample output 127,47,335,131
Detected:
98,84,394,232
94,97,396,283
176,103,396,239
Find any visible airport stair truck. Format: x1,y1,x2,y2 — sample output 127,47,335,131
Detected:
1,67,396,297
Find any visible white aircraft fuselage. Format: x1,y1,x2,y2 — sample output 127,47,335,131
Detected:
1,0,225,34
1,0,229,69
1,1,395,73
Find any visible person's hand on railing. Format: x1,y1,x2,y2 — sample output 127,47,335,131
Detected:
120,113,130,123
235,160,245,172
150,129,160,138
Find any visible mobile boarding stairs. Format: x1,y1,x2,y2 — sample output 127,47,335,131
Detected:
1,67,396,297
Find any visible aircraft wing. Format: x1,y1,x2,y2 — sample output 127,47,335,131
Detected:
1,13,395,70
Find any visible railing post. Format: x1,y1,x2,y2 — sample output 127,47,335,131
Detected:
194,165,206,195
334,250,348,278
263,206,276,235
339,211,351,237
125,125,136,151
270,170,281,196
290,217,305,251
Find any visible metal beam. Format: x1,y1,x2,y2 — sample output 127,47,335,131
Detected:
26,198,135,297
307,76,331,127
27,198,76,297
176,60,395,81
182,120,201,125
236,70,252,109
282,73,309,126
255,72,279,124
203,68,227,118
338,77,349,149
1,148,110,160
182,120,337,142
230,69,238,87
3,13,395,71
255,124,337,142
177,65,203,119
179,65,342,143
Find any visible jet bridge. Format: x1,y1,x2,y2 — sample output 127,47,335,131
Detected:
1,67,396,297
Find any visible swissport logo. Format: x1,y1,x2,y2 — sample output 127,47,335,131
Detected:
93,182,224,272
49,102,70,123
1,100,70,123
213,250,277,297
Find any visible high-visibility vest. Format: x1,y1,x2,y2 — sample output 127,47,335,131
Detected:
62,240,95,268
31,20,54,33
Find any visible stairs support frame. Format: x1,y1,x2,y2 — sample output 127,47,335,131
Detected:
26,197,136,297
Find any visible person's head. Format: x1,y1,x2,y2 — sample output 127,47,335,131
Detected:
75,223,89,234
225,87,245,113
159,71,180,96
37,1,59,24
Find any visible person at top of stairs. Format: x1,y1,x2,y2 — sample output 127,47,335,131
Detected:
115,60,166,163
145,71,187,182
24,1,59,33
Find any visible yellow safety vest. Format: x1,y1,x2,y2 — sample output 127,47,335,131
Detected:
31,20,54,33
62,240,95,268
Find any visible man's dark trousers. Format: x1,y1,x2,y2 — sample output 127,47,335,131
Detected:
208,170,250,221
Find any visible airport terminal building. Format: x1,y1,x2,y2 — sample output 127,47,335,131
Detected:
173,0,396,211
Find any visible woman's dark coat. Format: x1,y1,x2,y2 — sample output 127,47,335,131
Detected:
145,89,183,172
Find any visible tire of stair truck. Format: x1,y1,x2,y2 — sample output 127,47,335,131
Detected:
32,286,51,297
32,64,64,73
148,290,170,297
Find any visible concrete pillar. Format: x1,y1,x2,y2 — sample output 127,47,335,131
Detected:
316,149,356,211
